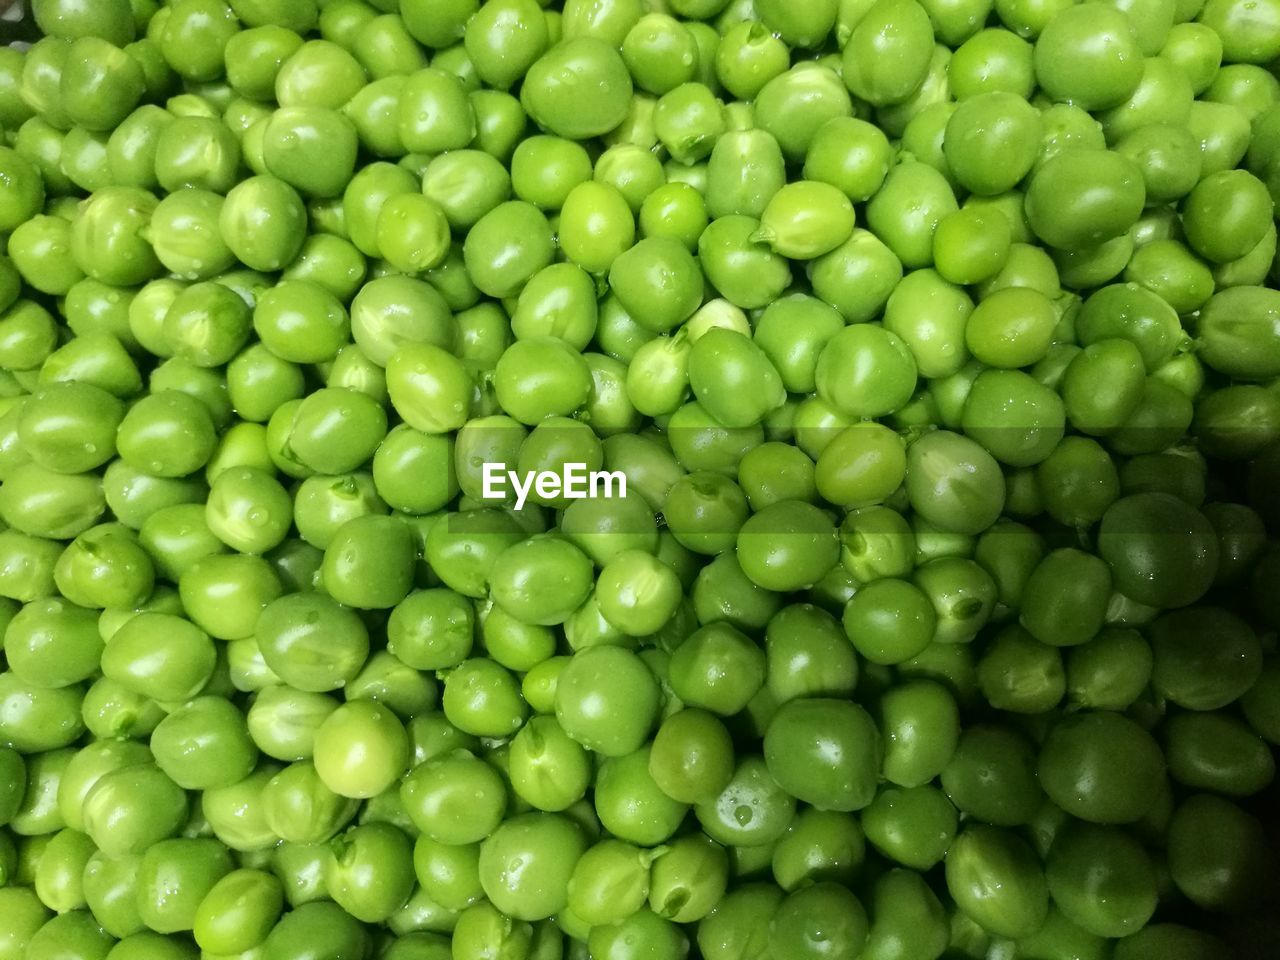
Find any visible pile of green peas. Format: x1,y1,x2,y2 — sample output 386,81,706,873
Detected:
0,0,1279,957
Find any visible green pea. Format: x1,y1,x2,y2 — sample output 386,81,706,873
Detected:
261,902,370,960
696,214,791,310
861,784,956,871
464,0,549,91
748,181,854,265
321,822,414,924
1165,710,1274,798
1166,794,1268,913
309,699,409,801
520,37,634,140
1181,168,1274,265
842,0,935,106
1038,711,1165,825
158,282,250,370
961,368,1064,467
601,237,701,335
705,129,785,220
763,698,881,813
459,200,554,300
807,231,902,326
1026,147,1145,251
1033,3,1144,109
477,812,586,922
946,825,1049,939
1159,21,1222,94
193,869,284,956
351,276,456,369
261,105,359,200
220,175,308,272
274,37,367,108
1112,924,1232,960
81,761,188,858
556,645,661,756
884,269,974,379
866,160,959,268
52,522,154,611
694,754,795,849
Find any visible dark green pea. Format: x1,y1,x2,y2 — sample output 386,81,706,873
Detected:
1012,548,1112,649
1060,627,1152,714
862,784,957,870
946,825,1048,939
1038,711,1165,825
975,623,1064,713
866,679,955,793
1112,924,1232,960
938,723,1041,826
1097,492,1218,609
1034,436,1121,529
1149,605,1261,710
764,698,880,813
1119,452,1205,513
1165,710,1274,798
1166,794,1268,913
